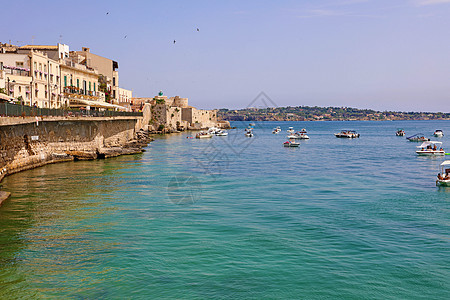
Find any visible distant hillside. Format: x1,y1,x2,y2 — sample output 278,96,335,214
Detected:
218,106,450,121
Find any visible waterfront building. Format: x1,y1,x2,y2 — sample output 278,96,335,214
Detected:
118,87,133,111
74,47,119,104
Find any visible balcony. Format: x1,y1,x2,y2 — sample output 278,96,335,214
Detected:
3,66,30,77
63,86,102,101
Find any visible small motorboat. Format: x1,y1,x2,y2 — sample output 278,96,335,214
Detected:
245,128,254,137
216,130,228,136
416,141,445,156
406,133,429,142
272,126,281,134
195,131,213,139
396,129,405,136
334,130,360,138
436,160,450,186
283,139,300,147
287,127,295,134
207,127,220,134
434,130,444,137
294,130,309,139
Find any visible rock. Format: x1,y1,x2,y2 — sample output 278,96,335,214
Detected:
0,191,11,206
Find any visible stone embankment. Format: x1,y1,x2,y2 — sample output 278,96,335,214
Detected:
0,115,152,205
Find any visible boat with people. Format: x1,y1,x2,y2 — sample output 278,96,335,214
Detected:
334,130,360,138
283,139,300,147
396,129,405,136
436,161,450,186
434,130,444,137
406,133,429,142
294,128,309,139
287,127,295,134
416,141,445,156
245,128,254,137
195,131,213,139
272,126,281,134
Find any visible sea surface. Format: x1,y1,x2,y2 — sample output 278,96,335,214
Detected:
0,121,449,299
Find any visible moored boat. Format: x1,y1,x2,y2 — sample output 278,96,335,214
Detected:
245,128,254,137
434,130,444,137
406,133,429,142
196,131,213,139
396,129,405,136
287,127,294,134
272,126,281,134
334,130,360,138
283,139,300,147
216,130,228,136
436,161,450,186
416,141,445,156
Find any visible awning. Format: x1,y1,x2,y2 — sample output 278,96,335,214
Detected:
0,93,14,101
440,161,450,166
69,98,126,110
417,141,443,148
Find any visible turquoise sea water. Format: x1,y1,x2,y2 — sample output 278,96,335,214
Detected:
0,121,449,299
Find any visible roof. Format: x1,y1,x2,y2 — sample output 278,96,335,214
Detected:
440,161,450,166
20,45,58,50
417,141,442,148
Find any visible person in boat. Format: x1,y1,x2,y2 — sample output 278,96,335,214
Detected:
438,173,444,180
433,145,437,151
440,147,444,151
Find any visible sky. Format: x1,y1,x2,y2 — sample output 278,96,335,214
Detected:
1,0,450,112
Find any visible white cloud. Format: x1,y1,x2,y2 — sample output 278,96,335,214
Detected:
416,0,450,6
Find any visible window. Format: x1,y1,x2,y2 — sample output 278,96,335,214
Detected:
16,62,24,67
94,82,96,92
64,75,67,87
89,82,91,91
39,63,42,71
77,79,79,88
19,86,21,93
113,77,116,86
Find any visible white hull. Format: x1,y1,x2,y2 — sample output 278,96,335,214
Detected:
196,134,212,139
416,150,445,156
335,133,359,138
283,143,299,147
434,133,444,137
437,180,450,186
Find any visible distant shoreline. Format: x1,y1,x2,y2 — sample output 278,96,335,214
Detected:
218,106,450,122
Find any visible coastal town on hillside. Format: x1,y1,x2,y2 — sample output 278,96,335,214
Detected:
0,42,223,131
219,106,450,122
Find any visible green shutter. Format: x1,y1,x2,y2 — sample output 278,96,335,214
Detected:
64,76,67,87
94,83,96,91
77,79,79,88
89,82,91,91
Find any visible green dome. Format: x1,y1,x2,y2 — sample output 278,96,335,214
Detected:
158,90,163,96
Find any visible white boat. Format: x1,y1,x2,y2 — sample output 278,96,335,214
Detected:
272,126,281,134
335,130,360,138
195,131,213,139
406,133,429,142
434,130,444,137
245,128,254,137
283,139,300,147
207,127,220,134
287,127,294,134
294,131,309,139
216,130,228,136
396,129,405,136
416,141,445,156
436,160,450,186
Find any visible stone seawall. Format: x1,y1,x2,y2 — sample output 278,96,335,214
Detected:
0,117,152,187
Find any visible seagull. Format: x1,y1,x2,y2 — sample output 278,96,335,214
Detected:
197,28,199,31
173,40,176,44
106,12,109,15
124,35,127,39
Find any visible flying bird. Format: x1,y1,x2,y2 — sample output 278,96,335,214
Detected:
197,28,199,31
173,40,176,44
106,12,109,15
124,35,127,39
